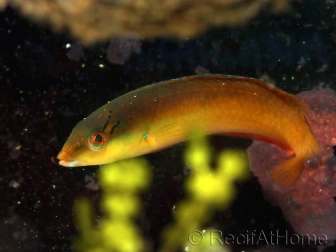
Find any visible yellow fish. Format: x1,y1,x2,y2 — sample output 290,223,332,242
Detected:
57,75,320,187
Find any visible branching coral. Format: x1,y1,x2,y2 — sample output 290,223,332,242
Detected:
74,158,152,252
74,134,250,252
161,134,250,252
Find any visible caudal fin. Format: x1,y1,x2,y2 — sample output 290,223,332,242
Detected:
271,157,305,187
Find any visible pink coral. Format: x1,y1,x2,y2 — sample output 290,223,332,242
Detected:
248,87,336,241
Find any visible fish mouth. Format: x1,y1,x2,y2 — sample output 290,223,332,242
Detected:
57,150,86,167
58,159,80,167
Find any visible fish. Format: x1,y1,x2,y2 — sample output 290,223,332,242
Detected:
57,74,320,187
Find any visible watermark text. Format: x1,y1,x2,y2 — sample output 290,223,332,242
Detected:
188,230,328,246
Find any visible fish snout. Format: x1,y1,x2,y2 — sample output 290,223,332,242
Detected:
57,150,79,167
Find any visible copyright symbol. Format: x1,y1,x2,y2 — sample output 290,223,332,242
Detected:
188,230,204,245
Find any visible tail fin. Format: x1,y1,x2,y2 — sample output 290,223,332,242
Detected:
272,157,306,187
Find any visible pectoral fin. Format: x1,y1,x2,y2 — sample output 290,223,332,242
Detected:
147,121,185,145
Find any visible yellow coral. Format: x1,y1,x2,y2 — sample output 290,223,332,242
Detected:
74,159,151,252
160,135,250,251
74,134,250,252
99,159,151,191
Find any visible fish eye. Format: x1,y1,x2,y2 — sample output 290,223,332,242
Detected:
88,131,108,151
93,132,104,144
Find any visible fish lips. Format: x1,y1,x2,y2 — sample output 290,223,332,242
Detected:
57,150,86,167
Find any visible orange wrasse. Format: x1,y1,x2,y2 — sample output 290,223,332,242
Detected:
57,75,320,187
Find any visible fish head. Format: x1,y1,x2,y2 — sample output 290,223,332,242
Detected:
57,120,107,167
57,114,127,167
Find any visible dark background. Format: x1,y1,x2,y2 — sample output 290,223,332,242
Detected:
1,0,336,251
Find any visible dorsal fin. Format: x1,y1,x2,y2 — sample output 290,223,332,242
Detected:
137,74,310,116
241,77,310,115
192,75,311,116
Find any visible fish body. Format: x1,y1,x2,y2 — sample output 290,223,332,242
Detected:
57,75,320,187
